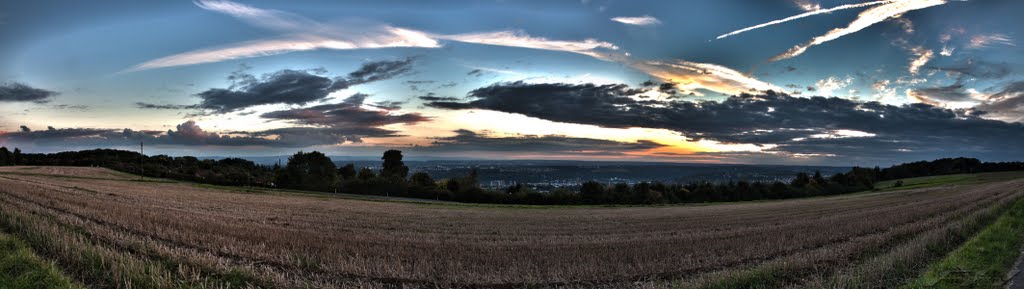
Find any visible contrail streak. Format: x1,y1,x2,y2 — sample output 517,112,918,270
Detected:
770,0,948,62
715,0,894,40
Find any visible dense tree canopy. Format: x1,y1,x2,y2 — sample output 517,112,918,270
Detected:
380,149,409,179
278,151,337,191
4,147,1023,206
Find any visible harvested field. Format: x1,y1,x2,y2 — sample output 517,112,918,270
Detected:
0,166,1023,288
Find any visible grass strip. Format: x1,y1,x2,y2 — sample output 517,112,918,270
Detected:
876,171,1024,192
904,195,1024,289
0,231,82,289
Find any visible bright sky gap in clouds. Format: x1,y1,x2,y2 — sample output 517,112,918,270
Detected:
610,15,661,26
1,0,1022,166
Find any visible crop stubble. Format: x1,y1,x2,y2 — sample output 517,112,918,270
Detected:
0,166,1021,288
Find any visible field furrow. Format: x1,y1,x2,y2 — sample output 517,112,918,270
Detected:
0,167,1021,288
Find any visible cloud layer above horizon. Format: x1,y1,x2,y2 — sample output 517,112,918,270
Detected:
1,0,1022,165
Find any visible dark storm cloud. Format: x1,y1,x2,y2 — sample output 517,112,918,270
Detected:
404,80,434,91
50,104,90,111
927,60,1012,79
341,92,369,105
427,81,647,110
135,102,200,110
260,93,428,128
255,93,429,144
417,93,459,102
418,129,665,155
2,122,663,156
419,96,459,102
0,120,380,148
5,126,111,140
981,81,1024,109
3,122,281,147
343,58,414,85
127,120,279,146
145,59,416,114
404,80,435,84
194,69,344,114
425,101,474,109
426,81,1024,161
908,82,972,103
12,85,435,149
0,82,58,103
658,82,678,94
371,100,405,111
975,81,1024,121
259,103,426,130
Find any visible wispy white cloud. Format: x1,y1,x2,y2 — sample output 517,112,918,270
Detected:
808,129,876,139
888,17,932,75
129,0,443,71
139,0,778,99
815,76,852,96
437,30,619,59
892,17,914,34
940,45,955,56
129,28,440,71
132,27,619,71
907,46,933,75
871,80,900,103
792,0,823,12
892,38,933,75
968,33,1015,49
610,15,661,26
629,60,783,96
715,0,894,40
195,0,320,32
939,27,966,43
131,0,621,71
770,0,949,62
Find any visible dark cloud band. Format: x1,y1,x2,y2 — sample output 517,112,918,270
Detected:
426,81,1024,162
0,82,58,103
137,58,416,114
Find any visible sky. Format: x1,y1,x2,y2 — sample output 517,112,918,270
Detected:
0,0,1022,166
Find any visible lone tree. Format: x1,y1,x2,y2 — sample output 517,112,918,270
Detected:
791,172,811,188
410,172,435,188
278,151,337,191
12,148,21,165
0,147,10,166
357,167,376,180
338,163,356,180
580,181,606,203
380,150,409,179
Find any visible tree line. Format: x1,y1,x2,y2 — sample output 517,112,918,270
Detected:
3,146,1023,205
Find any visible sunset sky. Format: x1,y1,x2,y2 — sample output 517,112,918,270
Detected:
1,0,1022,165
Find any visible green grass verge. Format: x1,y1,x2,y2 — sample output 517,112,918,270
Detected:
876,171,1024,192
0,232,81,289
903,196,1024,289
